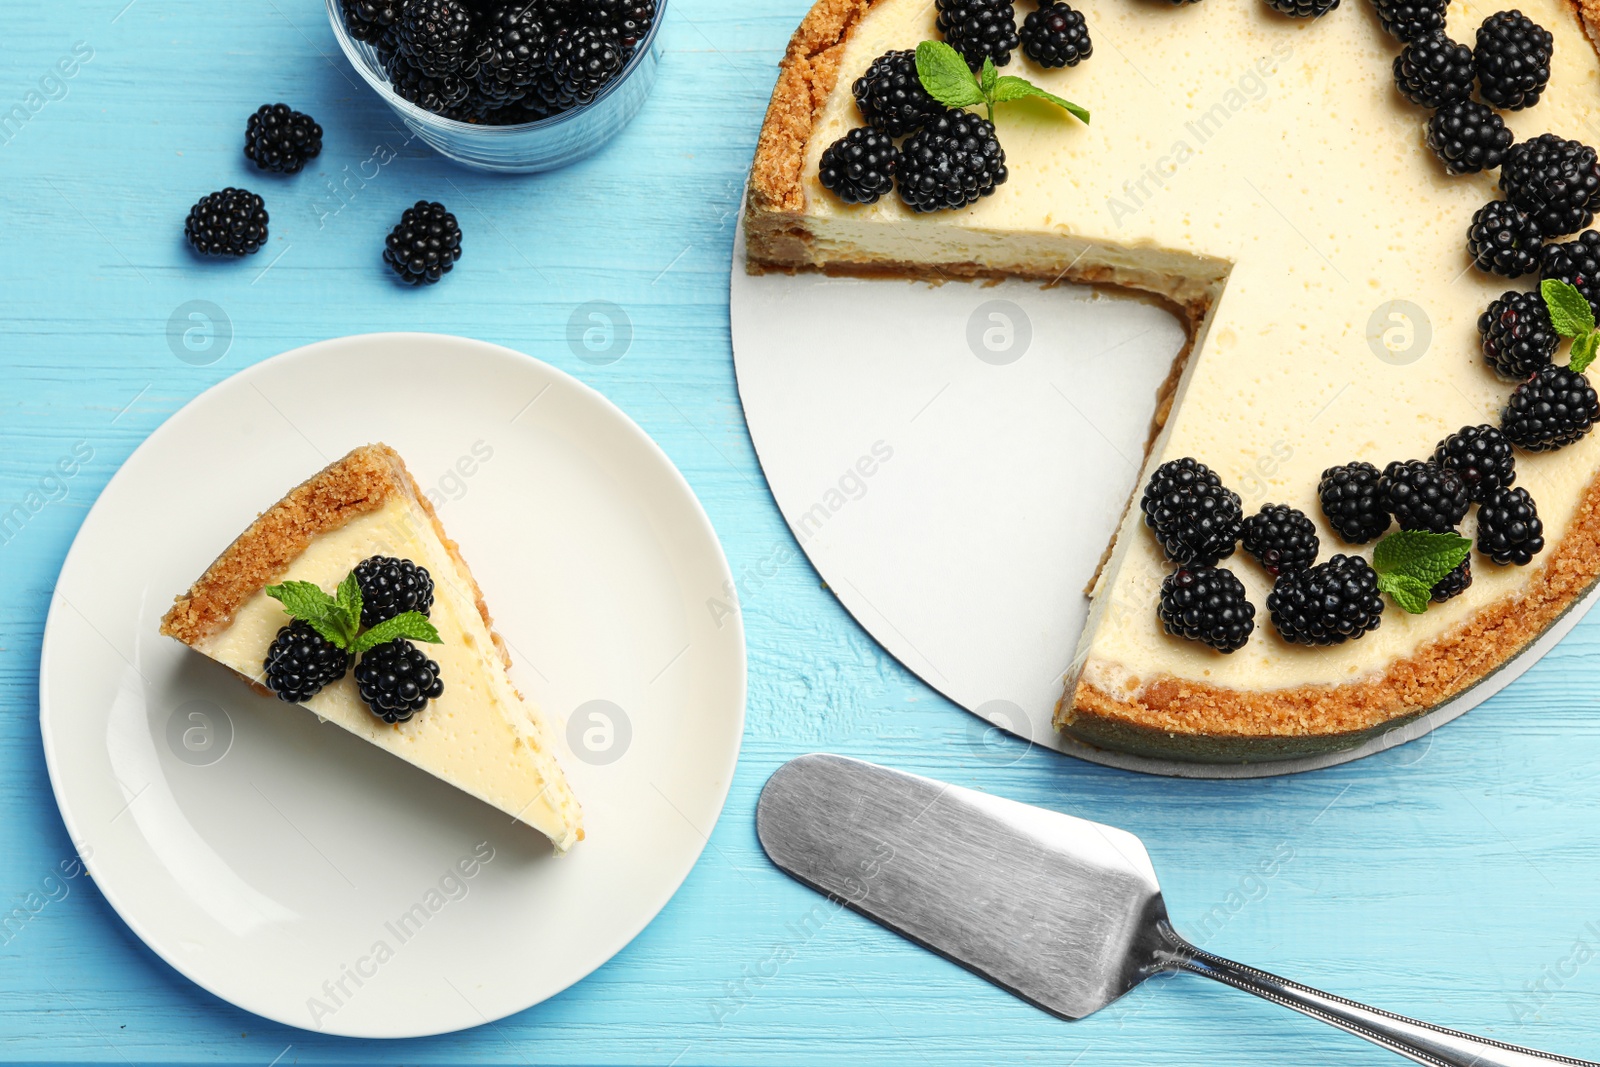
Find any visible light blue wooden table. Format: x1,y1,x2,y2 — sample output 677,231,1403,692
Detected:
5,1,1600,1063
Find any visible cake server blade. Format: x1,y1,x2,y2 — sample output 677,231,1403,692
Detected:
756,754,1599,1067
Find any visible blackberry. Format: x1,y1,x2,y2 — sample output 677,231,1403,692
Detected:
1392,32,1474,109
1540,230,1600,315
1433,424,1516,503
1425,100,1512,175
1267,555,1385,646
547,26,625,106
1317,461,1391,543
1476,485,1545,564
588,0,656,48
819,128,900,206
1500,134,1600,238
854,50,944,137
399,0,475,77
1474,10,1552,110
243,103,323,175
935,0,1020,69
1478,289,1558,379
354,638,444,723
1020,3,1093,66
386,52,472,111
352,556,435,627
184,188,269,257
474,5,548,105
1265,0,1338,17
1378,459,1469,533
1468,199,1542,278
1373,0,1446,41
1501,364,1600,451
529,0,575,34
343,0,401,41
897,111,1007,213
1139,457,1243,565
1239,503,1319,576
1430,557,1473,602
263,621,351,703
384,200,463,286
1158,565,1256,653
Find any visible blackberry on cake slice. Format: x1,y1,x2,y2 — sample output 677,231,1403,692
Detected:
1392,31,1474,109
1429,557,1473,602
1500,134,1600,239
1378,459,1469,533
853,50,945,136
1432,425,1515,504
1158,565,1255,653
1267,554,1385,646
1501,364,1600,451
1540,230,1600,316
1264,0,1339,18
1317,461,1390,543
1239,503,1318,576
1468,199,1542,278
353,556,435,627
1021,3,1093,66
819,128,900,205
1473,10,1553,111
264,621,352,702
897,111,1008,213
1425,100,1512,176
935,0,1020,68
1373,0,1446,40
1479,289,1558,379
1477,485,1545,564
1140,457,1244,565
355,638,446,723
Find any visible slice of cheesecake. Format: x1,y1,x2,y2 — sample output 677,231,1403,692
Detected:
160,444,582,850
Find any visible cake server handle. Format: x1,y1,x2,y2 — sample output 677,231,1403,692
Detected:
1155,923,1597,1067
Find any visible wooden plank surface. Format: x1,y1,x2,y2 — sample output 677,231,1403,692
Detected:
3,1,1600,1063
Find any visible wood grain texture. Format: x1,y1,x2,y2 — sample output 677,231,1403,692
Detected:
3,1,1600,1063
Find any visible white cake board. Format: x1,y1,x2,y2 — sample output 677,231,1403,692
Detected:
729,216,1600,778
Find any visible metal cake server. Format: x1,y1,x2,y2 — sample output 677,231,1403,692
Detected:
756,753,1597,1067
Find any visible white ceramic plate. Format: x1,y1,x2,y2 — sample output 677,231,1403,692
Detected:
729,221,1598,778
40,334,746,1037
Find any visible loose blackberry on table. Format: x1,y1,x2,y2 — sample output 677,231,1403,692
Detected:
1429,557,1472,602
1373,0,1446,41
243,103,323,175
1139,457,1243,566
547,25,625,107
1500,134,1600,239
1392,32,1474,109
355,638,445,723
1317,461,1390,544
1473,10,1552,111
1425,100,1511,176
854,50,945,137
897,111,1008,213
1467,199,1543,278
1378,459,1469,533
1541,230,1600,315
264,620,352,703
1157,565,1255,653
1020,2,1093,67
935,0,1021,69
353,556,435,627
398,0,477,77
184,187,269,257
1478,289,1558,380
1432,424,1516,504
819,128,900,206
1477,485,1545,564
1267,555,1385,646
1500,364,1600,451
384,200,463,286
1239,503,1318,577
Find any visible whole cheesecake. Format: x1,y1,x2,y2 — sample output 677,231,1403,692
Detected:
746,0,1600,760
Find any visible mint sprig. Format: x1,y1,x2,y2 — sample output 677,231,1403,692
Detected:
266,570,442,653
916,41,1089,125
1540,279,1600,374
1372,530,1472,614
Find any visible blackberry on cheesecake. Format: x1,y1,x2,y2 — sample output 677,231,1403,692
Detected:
1479,290,1559,379
1267,555,1385,646
1140,457,1243,565
1158,565,1255,653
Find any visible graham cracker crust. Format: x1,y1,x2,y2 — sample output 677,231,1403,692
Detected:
159,443,512,673
744,0,1600,761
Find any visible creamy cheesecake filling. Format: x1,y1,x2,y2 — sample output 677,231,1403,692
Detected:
196,495,582,851
760,0,1600,698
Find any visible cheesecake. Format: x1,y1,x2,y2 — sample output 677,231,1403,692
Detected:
159,444,583,849
746,0,1600,760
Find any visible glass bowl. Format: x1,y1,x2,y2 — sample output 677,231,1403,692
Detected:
326,0,664,173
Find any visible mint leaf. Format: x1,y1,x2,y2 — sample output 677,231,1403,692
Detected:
336,572,363,633
1377,573,1432,615
991,75,1091,124
1572,330,1600,374
915,41,984,109
351,611,443,656
1542,278,1596,339
265,580,352,648
979,56,998,98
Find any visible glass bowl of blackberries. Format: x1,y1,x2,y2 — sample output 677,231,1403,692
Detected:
328,0,663,172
